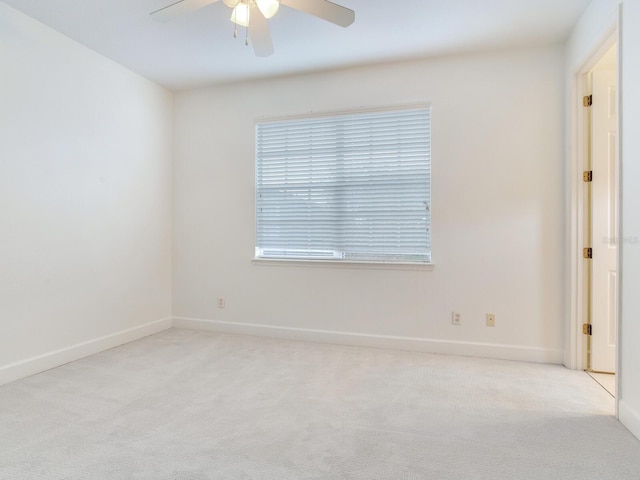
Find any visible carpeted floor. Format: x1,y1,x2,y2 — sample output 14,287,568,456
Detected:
1,328,639,479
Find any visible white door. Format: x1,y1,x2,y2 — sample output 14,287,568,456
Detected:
590,65,617,373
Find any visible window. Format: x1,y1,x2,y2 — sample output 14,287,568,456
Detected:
255,105,431,263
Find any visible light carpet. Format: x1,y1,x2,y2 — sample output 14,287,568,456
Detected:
1,328,639,479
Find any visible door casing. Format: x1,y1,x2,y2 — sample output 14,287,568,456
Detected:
567,18,620,412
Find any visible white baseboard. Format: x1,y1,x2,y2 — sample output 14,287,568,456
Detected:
619,400,640,442
0,318,172,386
0,316,565,388
172,317,564,364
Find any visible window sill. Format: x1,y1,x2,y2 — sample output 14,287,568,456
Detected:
251,258,435,271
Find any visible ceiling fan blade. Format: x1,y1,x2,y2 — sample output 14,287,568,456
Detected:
150,0,220,23
280,0,355,27
249,5,275,57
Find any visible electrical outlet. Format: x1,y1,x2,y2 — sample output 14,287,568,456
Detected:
452,312,461,326
217,297,225,309
486,313,496,327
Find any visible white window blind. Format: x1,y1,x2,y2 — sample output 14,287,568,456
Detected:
255,105,431,263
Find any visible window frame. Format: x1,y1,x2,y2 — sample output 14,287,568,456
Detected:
253,103,433,268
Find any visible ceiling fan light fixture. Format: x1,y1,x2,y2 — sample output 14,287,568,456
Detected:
150,0,355,57
256,0,280,19
230,2,250,27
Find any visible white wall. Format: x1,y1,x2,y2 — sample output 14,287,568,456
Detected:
173,46,566,363
0,3,173,384
565,0,640,441
619,0,640,441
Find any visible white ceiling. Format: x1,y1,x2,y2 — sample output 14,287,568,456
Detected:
2,0,591,91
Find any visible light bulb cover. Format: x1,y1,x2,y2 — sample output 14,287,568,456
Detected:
230,3,250,27
256,0,279,19
223,0,240,7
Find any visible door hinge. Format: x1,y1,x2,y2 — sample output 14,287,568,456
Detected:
583,95,593,107
583,247,593,259
583,323,593,335
583,170,593,182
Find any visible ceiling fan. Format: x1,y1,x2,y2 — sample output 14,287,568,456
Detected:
150,0,355,57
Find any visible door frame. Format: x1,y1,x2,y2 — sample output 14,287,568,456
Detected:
567,17,621,404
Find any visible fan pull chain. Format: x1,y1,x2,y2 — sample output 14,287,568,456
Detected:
245,2,250,47
233,23,237,38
